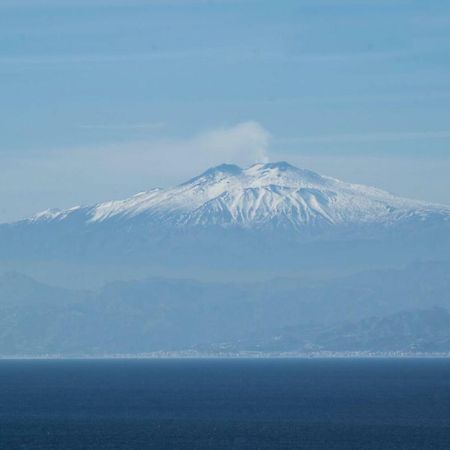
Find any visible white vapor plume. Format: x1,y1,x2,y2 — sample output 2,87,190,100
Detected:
1,122,271,221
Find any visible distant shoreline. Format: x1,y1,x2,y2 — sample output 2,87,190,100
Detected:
2,351,450,360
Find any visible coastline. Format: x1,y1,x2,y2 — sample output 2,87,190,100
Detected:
3,351,450,360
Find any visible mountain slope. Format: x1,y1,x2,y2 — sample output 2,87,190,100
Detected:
1,262,450,356
25,161,450,232
1,161,449,279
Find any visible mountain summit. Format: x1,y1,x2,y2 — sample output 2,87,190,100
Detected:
1,161,450,279
23,162,450,234
25,161,450,231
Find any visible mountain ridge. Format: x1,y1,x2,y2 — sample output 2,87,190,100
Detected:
1,261,450,356
18,161,450,231
1,161,449,281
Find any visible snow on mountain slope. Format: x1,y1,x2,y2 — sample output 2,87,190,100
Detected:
25,162,450,232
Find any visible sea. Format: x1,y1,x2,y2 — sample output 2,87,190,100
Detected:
1,358,450,449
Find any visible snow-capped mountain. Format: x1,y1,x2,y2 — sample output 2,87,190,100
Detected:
1,161,450,279
1,163,449,354
25,161,450,232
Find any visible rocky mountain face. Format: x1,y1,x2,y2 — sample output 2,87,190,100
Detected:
20,161,450,230
1,162,449,282
1,162,449,356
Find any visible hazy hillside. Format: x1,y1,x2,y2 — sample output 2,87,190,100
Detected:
1,162,450,285
1,261,449,356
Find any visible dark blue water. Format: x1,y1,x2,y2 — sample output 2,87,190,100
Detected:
1,359,450,449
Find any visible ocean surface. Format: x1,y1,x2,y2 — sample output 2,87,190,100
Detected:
1,359,450,449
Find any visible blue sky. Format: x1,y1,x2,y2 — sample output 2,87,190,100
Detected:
1,0,450,221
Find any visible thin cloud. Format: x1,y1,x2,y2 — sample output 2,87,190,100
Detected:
0,52,201,65
0,49,400,67
0,0,248,8
277,131,450,145
1,121,270,221
78,122,165,131
17,120,271,188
